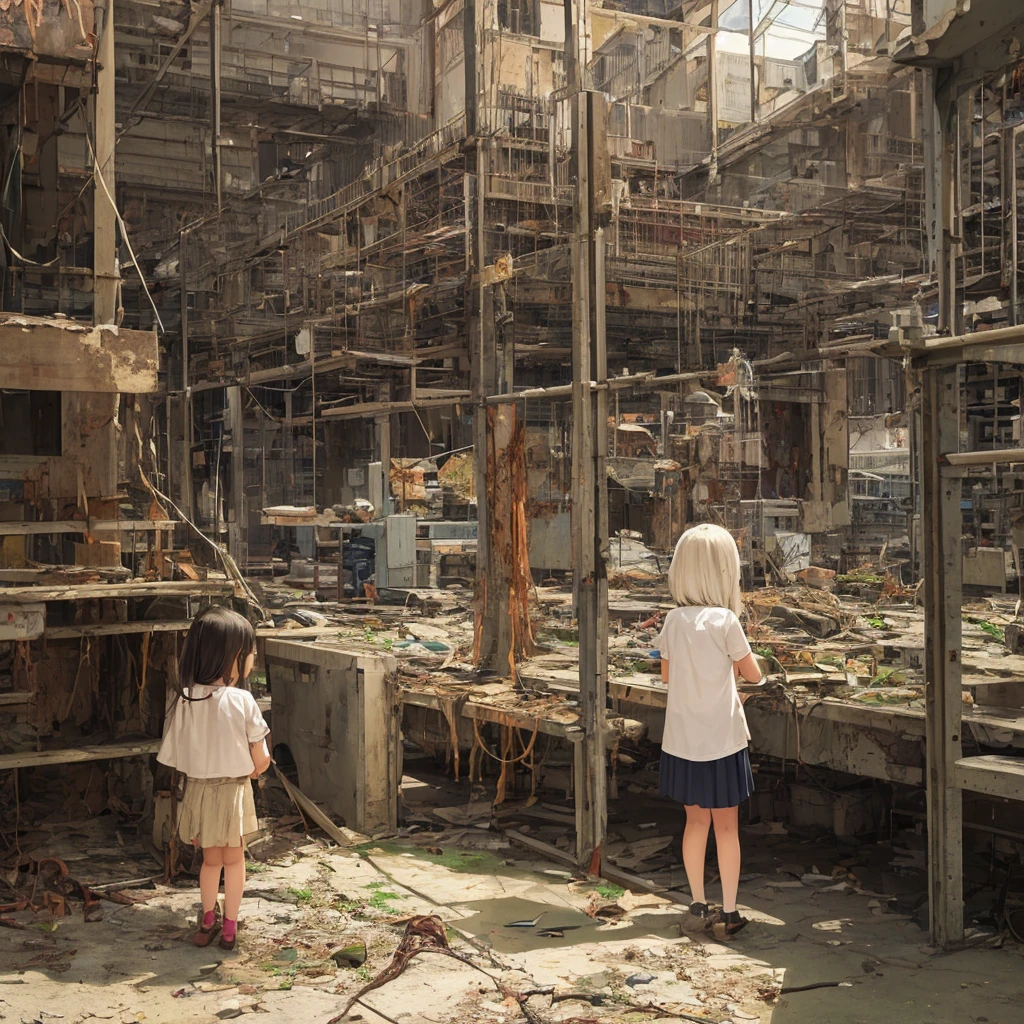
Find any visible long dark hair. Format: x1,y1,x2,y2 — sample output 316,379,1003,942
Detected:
174,606,256,705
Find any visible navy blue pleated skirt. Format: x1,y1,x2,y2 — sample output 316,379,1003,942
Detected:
659,748,754,809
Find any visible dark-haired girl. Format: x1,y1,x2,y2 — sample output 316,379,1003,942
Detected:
158,606,271,950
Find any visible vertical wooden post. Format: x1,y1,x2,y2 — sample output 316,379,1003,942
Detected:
463,0,478,138
210,0,223,211
921,365,964,946
922,69,964,946
571,90,610,870
93,0,117,326
226,386,246,566
1007,126,1020,325
284,390,295,497
810,399,823,502
179,229,194,518
938,85,958,335
708,0,719,182
747,0,756,124
376,414,391,517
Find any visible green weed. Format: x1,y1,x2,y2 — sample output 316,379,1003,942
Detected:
969,618,1005,642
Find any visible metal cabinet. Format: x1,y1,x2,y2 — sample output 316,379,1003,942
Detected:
381,513,416,587
265,640,400,833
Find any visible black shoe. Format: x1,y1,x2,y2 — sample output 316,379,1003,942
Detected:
718,910,748,937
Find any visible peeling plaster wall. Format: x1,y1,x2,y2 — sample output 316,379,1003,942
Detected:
0,0,94,57
0,394,118,503
538,0,565,45
436,3,465,127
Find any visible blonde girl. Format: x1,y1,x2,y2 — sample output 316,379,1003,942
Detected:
158,606,271,950
657,524,761,936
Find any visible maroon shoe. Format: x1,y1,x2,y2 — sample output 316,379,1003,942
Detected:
193,907,220,947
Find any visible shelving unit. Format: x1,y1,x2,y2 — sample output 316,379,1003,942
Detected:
313,514,417,599
915,333,1024,947
0,565,232,770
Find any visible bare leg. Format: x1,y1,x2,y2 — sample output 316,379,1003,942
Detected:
682,804,712,905
710,806,741,913
199,846,224,915
221,842,246,923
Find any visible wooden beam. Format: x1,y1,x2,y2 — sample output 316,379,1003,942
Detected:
400,689,580,739
943,449,1024,467
0,568,130,584
0,319,158,392
45,620,193,638
0,581,233,603
0,520,176,536
955,755,1024,801
319,393,471,420
0,740,160,770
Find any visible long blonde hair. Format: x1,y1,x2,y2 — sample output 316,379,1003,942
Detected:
667,523,743,616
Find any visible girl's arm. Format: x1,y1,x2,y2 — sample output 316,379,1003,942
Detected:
661,658,669,684
250,738,271,779
734,652,762,683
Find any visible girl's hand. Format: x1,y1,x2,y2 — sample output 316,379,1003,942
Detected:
734,652,762,684
250,739,271,778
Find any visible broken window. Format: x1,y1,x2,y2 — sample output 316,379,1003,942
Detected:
498,0,536,36
0,390,62,456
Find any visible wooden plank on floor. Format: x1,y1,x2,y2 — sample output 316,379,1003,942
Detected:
271,765,369,847
503,828,578,868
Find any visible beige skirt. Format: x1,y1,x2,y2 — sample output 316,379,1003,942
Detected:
178,776,258,849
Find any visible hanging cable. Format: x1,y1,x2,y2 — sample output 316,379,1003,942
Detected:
84,128,166,333
0,221,61,267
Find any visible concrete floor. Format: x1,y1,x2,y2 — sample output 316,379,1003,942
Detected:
1,827,1021,1024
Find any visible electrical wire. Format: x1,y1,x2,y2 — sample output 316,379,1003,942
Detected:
243,387,280,423
0,221,61,267
152,479,264,613
84,128,166,333
250,376,313,392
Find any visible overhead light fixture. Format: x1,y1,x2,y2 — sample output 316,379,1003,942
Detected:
290,14,302,19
